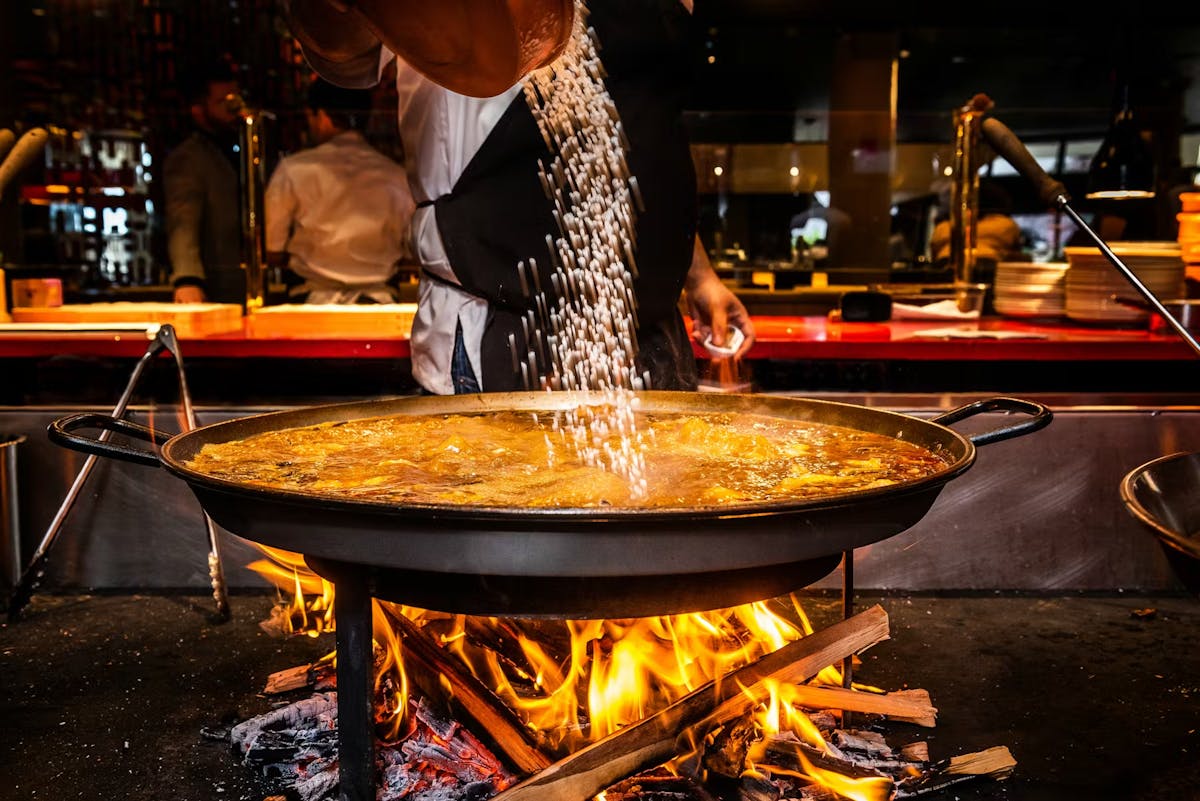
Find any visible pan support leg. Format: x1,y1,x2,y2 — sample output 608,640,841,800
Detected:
335,572,376,801
841,548,855,726
841,547,854,686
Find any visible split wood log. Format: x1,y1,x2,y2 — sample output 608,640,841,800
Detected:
944,745,1016,778
895,745,1016,798
763,739,895,781
726,684,936,728
383,608,552,775
878,688,936,727
264,664,313,694
490,604,890,801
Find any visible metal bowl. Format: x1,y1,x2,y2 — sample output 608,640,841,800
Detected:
1120,451,1200,597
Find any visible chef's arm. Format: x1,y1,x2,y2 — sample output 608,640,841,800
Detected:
281,0,383,88
683,235,755,357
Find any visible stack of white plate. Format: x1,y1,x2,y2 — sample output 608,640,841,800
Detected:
993,261,1069,318
1064,243,1186,325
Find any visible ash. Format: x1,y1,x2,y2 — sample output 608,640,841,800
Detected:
229,694,516,801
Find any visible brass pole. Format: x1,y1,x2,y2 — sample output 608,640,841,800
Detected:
227,95,269,312
950,94,993,311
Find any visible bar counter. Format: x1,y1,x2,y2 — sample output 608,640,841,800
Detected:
2,313,1196,403
1,313,1195,360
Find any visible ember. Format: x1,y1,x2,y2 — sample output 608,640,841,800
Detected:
232,694,517,801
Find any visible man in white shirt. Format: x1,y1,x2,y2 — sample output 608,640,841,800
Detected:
264,78,416,304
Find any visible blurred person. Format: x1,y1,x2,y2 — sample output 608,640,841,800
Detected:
164,57,245,305
929,178,1028,268
789,192,852,269
264,77,415,304
282,0,754,395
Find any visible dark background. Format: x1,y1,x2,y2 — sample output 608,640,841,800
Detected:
3,1,1200,280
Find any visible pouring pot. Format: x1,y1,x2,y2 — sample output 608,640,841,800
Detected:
49,391,1050,617
287,0,575,98
1121,451,1200,598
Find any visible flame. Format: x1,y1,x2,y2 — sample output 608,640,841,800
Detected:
247,546,334,636
754,678,830,751
765,750,894,801
250,548,884,794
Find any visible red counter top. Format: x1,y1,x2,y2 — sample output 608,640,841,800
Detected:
0,315,1194,361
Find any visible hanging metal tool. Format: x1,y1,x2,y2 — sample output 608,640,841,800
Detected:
981,115,1200,359
6,324,231,622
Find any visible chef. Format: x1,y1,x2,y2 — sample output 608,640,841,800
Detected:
282,0,754,394
263,77,416,304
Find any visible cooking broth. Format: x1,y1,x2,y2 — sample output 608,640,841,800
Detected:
185,409,952,510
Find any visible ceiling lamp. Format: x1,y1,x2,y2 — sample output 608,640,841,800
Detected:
1086,82,1156,200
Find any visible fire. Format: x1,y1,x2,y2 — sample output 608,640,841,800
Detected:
250,551,892,798
248,545,334,636
762,755,893,801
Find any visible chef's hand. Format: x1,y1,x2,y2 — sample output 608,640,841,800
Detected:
683,235,755,359
174,285,206,304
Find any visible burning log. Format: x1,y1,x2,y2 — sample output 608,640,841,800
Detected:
702,711,758,779
763,735,914,778
490,604,891,801
604,768,722,800
231,693,518,801
724,684,936,728
382,607,553,775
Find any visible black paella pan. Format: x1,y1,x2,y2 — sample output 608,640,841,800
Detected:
50,391,1050,617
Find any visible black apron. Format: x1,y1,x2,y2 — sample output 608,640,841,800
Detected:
433,0,699,391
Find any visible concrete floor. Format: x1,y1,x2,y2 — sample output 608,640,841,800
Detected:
1,591,1197,801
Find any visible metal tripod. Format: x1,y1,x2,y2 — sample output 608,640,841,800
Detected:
6,324,230,623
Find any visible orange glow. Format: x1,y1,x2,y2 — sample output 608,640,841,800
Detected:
250,549,877,787
247,546,334,636
764,749,894,801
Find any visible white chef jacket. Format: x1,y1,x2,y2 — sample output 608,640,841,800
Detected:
264,130,415,304
386,50,523,394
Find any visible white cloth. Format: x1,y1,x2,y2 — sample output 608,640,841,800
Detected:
387,49,523,394
264,130,415,304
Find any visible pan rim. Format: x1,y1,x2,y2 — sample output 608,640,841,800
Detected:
159,390,977,521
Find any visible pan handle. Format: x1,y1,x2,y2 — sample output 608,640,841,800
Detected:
48,413,172,468
930,397,1052,447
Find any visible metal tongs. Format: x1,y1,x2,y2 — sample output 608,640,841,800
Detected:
979,116,1200,359
7,325,231,623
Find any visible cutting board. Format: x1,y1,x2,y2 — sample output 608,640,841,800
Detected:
11,302,245,337
246,303,417,338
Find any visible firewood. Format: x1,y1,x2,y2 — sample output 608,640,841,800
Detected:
381,607,552,775
263,664,313,695
894,745,1016,798
744,684,936,727
943,745,1016,778
899,741,929,762
702,711,757,779
604,769,721,801
763,739,894,781
490,604,890,801
879,688,936,726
